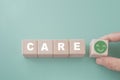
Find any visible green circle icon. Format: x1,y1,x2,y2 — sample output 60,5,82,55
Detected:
94,41,107,54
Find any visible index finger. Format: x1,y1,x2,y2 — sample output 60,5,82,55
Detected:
100,32,120,42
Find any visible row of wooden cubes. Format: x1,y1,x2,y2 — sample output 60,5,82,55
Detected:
22,39,108,58
22,40,85,57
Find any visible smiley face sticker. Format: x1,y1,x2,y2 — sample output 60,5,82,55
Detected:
94,41,107,54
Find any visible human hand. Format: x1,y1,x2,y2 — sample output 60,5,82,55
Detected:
96,32,120,71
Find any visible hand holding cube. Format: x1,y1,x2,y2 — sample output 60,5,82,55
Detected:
22,32,120,72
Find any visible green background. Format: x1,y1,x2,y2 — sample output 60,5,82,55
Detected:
0,0,120,80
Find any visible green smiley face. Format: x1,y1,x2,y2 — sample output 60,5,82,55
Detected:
94,41,107,54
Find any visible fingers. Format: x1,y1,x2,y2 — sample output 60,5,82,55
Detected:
96,32,120,71
100,32,120,42
96,57,120,71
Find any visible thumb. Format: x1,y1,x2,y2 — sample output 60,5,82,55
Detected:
96,57,120,71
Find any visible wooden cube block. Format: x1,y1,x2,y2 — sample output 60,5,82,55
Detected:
53,40,69,57
69,39,85,57
38,40,53,57
22,40,38,57
90,39,108,57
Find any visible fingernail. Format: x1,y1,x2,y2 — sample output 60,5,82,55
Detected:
96,58,102,65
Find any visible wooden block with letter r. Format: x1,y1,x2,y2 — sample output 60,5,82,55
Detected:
53,40,69,57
